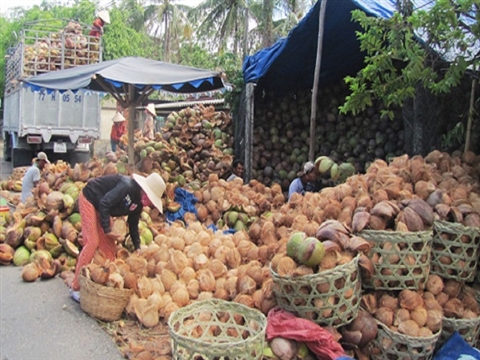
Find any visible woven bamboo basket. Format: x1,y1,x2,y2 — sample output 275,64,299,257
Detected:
431,220,480,282
270,254,361,327
360,230,432,290
436,288,480,348
79,274,132,322
168,299,267,360
370,320,441,360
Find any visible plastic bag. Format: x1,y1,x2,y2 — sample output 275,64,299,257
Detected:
433,332,480,360
266,307,345,360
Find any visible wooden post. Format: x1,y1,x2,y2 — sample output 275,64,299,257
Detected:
309,0,328,162
127,84,136,165
244,83,255,182
464,78,476,153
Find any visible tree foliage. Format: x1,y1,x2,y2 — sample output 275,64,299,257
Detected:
339,0,480,120
102,7,154,60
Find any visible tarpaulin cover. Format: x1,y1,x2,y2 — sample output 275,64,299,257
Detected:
165,187,198,223
242,0,434,94
433,331,480,360
24,57,226,94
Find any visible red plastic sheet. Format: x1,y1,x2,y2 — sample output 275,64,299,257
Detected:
266,307,345,360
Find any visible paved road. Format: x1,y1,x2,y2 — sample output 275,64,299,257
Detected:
0,139,125,360
0,139,12,182
0,266,125,360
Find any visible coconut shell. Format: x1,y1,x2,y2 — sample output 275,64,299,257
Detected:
444,298,464,318
352,211,370,233
22,262,40,282
398,320,420,337
403,207,425,231
406,198,434,226
426,309,442,333
370,201,397,218
414,180,436,200
399,289,424,310
425,274,444,296
368,215,387,230
375,307,394,327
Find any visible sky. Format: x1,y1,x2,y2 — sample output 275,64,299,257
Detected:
0,0,201,16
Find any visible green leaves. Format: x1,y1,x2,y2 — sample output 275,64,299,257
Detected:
341,0,480,117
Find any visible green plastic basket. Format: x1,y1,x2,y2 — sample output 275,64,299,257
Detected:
431,220,480,282
270,254,361,327
360,230,432,290
168,299,267,360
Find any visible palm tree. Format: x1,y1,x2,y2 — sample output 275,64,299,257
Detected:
144,0,191,62
190,0,258,57
120,0,148,32
261,0,274,48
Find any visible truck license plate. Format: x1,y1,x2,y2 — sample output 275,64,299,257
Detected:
54,142,67,153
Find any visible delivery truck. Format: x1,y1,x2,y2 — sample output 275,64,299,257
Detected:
2,20,103,167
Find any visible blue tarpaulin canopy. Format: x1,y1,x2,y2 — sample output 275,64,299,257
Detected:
22,57,227,165
24,57,226,95
242,0,434,94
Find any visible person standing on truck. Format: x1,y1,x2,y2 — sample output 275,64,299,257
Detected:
69,172,166,301
21,152,49,203
143,103,156,140
89,10,110,37
110,112,126,151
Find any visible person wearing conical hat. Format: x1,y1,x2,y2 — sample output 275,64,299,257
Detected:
110,112,126,151
142,103,156,140
89,10,110,38
69,172,166,302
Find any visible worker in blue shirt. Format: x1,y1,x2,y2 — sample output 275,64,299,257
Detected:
288,161,317,201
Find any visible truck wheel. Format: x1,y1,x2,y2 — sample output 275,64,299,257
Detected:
12,149,33,168
70,151,91,166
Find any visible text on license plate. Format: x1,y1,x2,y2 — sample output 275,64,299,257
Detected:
54,142,67,153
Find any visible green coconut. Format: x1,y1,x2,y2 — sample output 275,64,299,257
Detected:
29,249,53,263
24,238,36,251
65,185,80,201
233,220,246,231
13,246,31,266
63,240,79,258
63,194,75,209
226,211,239,227
25,226,42,242
339,162,356,180
66,256,77,267
44,233,59,251
49,244,64,258
237,212,249,225
286,232,306,259
140,227,153,245
68,213,81,226
318,157,334,175
296,237,325,267
330,163,340,181
141,212,152,226
176,175,186,187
